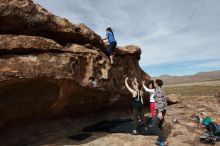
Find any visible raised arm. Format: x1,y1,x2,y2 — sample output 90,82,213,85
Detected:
103,32,109,40
125,77,136,94
142,83,155,93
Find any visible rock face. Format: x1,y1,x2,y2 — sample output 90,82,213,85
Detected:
0,0,105,47
0,0,149,128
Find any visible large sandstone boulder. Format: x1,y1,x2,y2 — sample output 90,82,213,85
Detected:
0,0,149,128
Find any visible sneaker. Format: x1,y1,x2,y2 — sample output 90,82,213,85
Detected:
155,141,168,146
131,130,137,135
161,141,168,146
155,141,160,145
145,127,148,131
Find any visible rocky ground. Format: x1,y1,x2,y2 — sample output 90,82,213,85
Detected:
1,81,220,146
73,95,220,146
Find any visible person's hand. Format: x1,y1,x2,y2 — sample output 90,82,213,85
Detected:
158,112,163,120
125,77,128,81
142,80,145,85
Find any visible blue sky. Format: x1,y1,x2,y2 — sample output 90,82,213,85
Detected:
33,0,220,76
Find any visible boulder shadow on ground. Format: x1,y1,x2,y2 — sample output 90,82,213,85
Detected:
82,117,134,133
68,133,92,141
68,116,172,143
68,118,134,142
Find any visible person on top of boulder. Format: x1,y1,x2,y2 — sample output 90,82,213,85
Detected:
125,77,145,135
103,27,117,65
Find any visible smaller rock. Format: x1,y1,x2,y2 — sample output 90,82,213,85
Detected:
172,131,183,137
173,118,180,124
215,90,220,98
197,108,206,112
177,104,185,108
167,94,180,103
200,111,212,117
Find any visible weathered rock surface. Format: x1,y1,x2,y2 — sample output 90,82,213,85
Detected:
0,0,149,129
0,35,63,54
0,0,105,47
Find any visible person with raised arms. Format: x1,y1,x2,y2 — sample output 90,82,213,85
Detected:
124,77,145,135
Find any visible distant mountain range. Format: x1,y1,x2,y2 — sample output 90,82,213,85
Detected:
152,70,220,85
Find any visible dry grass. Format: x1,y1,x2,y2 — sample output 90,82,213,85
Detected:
164,80,220,97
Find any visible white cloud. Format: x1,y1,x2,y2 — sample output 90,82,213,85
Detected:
33,0,220,75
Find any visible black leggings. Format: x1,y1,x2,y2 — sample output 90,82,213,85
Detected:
108,41,117,56
144,110,166,142
159,110,166,128
133,106,145,130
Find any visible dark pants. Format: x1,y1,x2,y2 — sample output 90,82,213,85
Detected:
144,110,166,142
108,41,117,56
133,106,145,130
159,110,166,128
